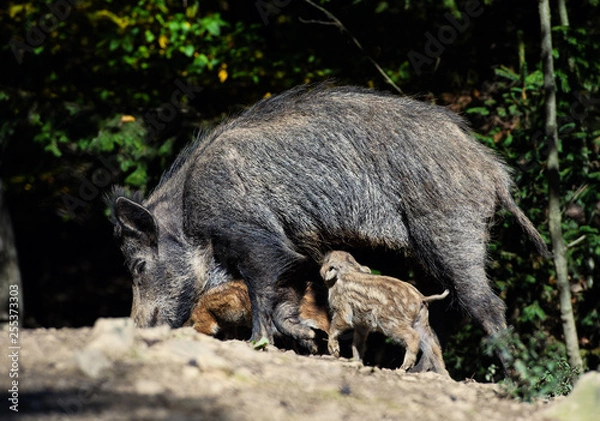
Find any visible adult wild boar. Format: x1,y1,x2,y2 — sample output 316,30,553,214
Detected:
110,84,548,352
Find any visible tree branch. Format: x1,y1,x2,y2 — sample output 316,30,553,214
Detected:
302,0,403,94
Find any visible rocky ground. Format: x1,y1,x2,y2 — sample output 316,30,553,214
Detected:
4,318,598,420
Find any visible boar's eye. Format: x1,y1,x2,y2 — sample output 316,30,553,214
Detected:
133,260,147,277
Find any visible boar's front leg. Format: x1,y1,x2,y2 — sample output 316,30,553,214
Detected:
233,237,314,345
212,223,319,346
238,268,276,343
208,228,280,343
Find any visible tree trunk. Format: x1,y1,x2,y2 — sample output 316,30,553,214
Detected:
538,0,582,371
0,179,23,326
558,0,570,26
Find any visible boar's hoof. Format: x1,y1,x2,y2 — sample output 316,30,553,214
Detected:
249,326,275,345
297,338,319,355
328,340,341,358
274,316,317,341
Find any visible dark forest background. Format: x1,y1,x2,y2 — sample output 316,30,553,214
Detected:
1,0,598,396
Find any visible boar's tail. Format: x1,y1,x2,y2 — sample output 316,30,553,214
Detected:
422,289,449,303
496,180,551,258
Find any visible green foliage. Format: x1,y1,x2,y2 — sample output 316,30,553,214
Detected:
1,1,274,215
484,328,580,401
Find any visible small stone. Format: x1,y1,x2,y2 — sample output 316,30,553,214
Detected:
342,360,364,370
234,367,254,380
87,318,135,357
182,364,200,379
339,385,352,396
137,325,172,346
156,339,232,373
74,348,112,378
134,379,165,395
359,365,377,375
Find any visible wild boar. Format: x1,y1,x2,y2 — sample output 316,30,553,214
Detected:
109,83,548,361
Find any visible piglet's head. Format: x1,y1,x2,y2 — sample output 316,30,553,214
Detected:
320,250,371,288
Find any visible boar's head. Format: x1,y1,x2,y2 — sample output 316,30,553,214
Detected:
110,194,227,328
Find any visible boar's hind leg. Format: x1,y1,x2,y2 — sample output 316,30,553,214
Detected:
411,220,507,337
411,219,511,370
454,266,507,336
442,237,507,336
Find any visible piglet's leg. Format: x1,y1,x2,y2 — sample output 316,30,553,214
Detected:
351,326,369,362
398,329,420,372
328,314,350,358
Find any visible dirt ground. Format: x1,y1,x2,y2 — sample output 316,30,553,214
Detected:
6,319,562,421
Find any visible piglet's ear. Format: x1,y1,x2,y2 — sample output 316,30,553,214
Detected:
114,197,158,248
324,267,338,283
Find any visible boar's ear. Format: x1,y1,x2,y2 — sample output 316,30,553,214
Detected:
114,197,158,248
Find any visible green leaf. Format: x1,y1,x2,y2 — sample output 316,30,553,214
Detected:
525,70,544,87
201,14,227,37
186,3,199,18
144,29,155,43
182,44,195,57
44,142,62,157
193,53,209,68
125,165,148,187
375,2,389,13
522,301,547,322
495,66,520,82
252,337,270,350
158,139,174,156
466,107,490,116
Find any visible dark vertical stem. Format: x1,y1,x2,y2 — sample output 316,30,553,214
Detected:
538,0,582,371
